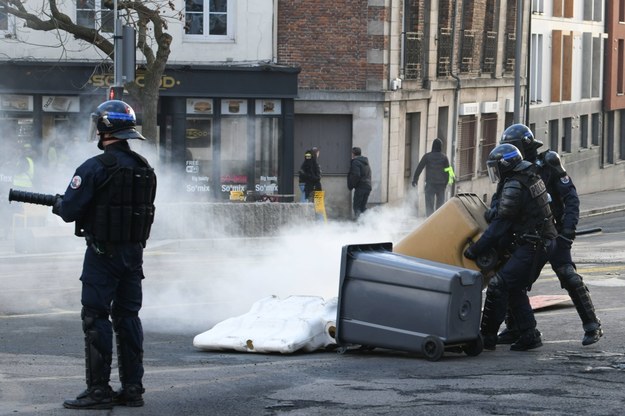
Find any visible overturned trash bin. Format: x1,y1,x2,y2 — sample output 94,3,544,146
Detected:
336,243,483,361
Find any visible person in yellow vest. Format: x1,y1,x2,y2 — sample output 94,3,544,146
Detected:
12,145,35,189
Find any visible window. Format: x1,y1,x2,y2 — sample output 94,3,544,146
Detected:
480,114,498,174
185,0,234,39
532,0,544,13
0,3,7,31
591,112,600,146
530,34,543,103
619,40,625,95
549,119,559,152
580,114,589,148
457,116,477,181
76,0,113,33
563,117,572,153
551,30,573,102
620,110,625,160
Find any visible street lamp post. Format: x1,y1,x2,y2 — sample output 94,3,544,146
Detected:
514,0,524,123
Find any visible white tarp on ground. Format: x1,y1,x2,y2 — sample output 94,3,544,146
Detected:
193,295,338,353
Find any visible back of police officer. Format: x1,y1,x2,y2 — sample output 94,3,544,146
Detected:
464,143,556,351
52,100,156,409
499,124,602,346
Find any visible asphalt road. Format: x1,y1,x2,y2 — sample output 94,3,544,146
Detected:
1,210,624,415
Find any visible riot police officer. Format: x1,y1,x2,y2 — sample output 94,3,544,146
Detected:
52,100,157,409
464,143,556,351
497,124,602,346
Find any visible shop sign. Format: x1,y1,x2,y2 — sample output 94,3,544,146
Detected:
1,94,33,111
42,96,80,112
89,73,178,90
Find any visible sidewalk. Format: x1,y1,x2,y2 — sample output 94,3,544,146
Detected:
578,187,625,218
1,188,623,257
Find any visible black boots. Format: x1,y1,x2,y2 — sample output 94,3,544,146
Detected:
496,327,520,344
510,329,543,351
582,324,604,346
481,333,498,350
63,386,113,410
113,384,145,407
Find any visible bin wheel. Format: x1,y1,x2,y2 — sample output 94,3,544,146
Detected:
462,336,484,357
422,336,444,361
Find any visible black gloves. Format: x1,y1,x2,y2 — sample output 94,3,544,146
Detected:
484,207,496,223
560,228,576,241
463,245,478,261
52,194,63,216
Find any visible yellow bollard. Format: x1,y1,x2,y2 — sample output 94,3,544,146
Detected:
313,190,327,222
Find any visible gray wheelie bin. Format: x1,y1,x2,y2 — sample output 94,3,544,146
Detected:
336,243,483,361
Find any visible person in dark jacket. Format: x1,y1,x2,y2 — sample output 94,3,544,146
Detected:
495,124,602,346
412,138,453,216
298,147,322,202
53,100,157,409
347,147,372,219
464,143,556,352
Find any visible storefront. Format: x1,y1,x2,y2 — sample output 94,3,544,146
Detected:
0,61,299,200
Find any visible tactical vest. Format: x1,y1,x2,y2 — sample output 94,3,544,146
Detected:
78,151,156,244
502,169,556,240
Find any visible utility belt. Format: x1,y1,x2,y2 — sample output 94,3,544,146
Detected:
85,235,142,257
515,233,552,251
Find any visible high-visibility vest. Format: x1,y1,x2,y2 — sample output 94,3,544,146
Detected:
13,157,34,188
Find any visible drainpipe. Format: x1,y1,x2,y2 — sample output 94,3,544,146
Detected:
449,0,461,196
272,0,278,63
525,5,532,125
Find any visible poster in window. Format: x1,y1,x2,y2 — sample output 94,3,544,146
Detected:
186,98,213,114
255,99,281,115
1,95,33,111
221,99,247,115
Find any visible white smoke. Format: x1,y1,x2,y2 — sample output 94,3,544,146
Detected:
140,197,423,334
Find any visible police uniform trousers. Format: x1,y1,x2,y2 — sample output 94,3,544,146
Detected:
482,240,555,335
80,241,145,388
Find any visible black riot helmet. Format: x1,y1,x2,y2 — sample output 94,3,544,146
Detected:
90,100,145,149
500,123,543,162
486,143,524,183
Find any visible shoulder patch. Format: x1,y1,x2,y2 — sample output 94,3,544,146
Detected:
560,175,570,184
70,175,82,189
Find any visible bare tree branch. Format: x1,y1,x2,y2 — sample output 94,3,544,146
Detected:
0,0,179,142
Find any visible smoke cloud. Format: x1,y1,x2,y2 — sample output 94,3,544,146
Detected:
140,195,423,334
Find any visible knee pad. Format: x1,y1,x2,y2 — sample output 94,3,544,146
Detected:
487,273,506,299
555,264,583,290
81,307,108,334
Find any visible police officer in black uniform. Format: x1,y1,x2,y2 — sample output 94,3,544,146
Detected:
52,100,157,409
496,124,602,346
464,143,556,351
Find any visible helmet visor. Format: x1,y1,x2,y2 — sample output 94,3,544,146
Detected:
88,112,99,143
486,159,500,183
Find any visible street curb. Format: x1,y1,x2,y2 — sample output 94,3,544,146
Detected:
580,204,625,218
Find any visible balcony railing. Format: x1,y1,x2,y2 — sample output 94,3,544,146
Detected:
403,31,424,81
482,31,497,75
505,32,516,73
437,27,453,77
460,30,476,74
